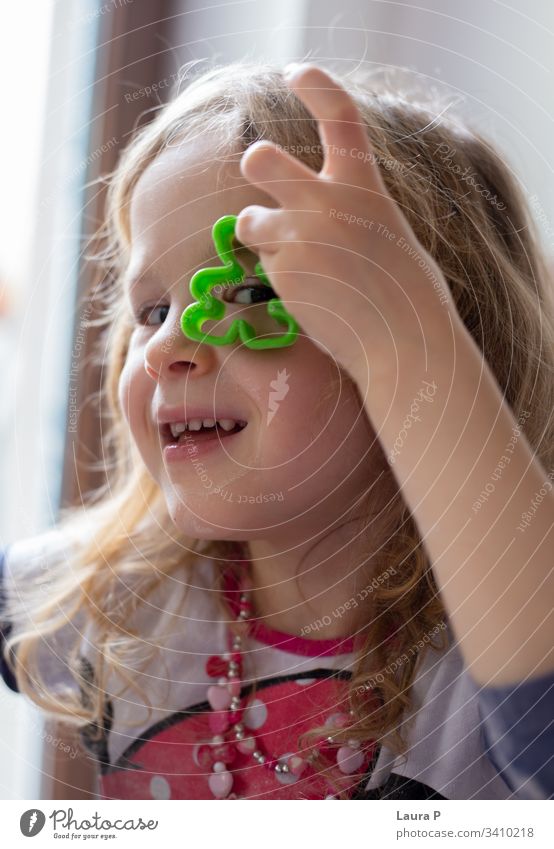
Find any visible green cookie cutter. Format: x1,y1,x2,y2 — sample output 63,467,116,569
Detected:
180,214,299,350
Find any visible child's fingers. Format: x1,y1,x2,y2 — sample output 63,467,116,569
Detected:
283,63,385,190
239,140,318,207
235,205,285,256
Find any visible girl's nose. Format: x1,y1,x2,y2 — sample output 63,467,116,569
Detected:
144,319,216,381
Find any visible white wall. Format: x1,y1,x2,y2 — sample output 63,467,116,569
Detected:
172,0,554,256
301,0,554,255
170,0,306,67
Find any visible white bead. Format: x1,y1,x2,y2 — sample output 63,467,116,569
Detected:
150,775,171,799
213,761,226,773
243,698,268,730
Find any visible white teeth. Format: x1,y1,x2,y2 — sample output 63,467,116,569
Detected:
169,422,187,438
167,417,243,439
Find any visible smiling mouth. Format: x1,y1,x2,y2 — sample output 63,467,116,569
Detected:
161,420,248,447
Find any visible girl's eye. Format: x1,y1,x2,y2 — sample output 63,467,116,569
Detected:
222,278,277,305
135,303,170,326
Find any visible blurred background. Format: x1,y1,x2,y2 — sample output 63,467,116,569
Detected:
0,0,553,799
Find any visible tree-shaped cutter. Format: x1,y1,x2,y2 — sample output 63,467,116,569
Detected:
180,214,299,350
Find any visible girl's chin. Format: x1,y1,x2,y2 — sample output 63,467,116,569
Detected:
163,490,290,536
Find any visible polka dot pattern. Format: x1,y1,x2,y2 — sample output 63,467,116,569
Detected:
150,775,171,799
99,674,375,800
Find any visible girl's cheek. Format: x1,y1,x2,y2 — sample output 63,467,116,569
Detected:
117,347,150,437
117,364,132,428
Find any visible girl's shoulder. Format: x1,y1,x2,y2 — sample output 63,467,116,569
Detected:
1,523,90,619
0,523,95,696
3,524,78,570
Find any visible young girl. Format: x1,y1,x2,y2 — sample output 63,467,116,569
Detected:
1,60,553,801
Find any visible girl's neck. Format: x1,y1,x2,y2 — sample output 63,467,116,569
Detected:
243,528,372,641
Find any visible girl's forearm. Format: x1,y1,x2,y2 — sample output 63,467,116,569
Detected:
360,315,554,686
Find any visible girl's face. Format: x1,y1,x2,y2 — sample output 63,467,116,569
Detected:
118,136,379,541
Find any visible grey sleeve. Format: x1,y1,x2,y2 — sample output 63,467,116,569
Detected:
0,532,90,700
476,671,554,799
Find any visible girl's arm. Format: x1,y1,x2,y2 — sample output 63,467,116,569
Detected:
361,323,554,797
360,314,554,688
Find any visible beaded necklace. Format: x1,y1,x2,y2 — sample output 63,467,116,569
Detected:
198,549,375,799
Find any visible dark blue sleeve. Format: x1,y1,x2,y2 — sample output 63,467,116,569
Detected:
476,671,554,799
0,546,19,693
